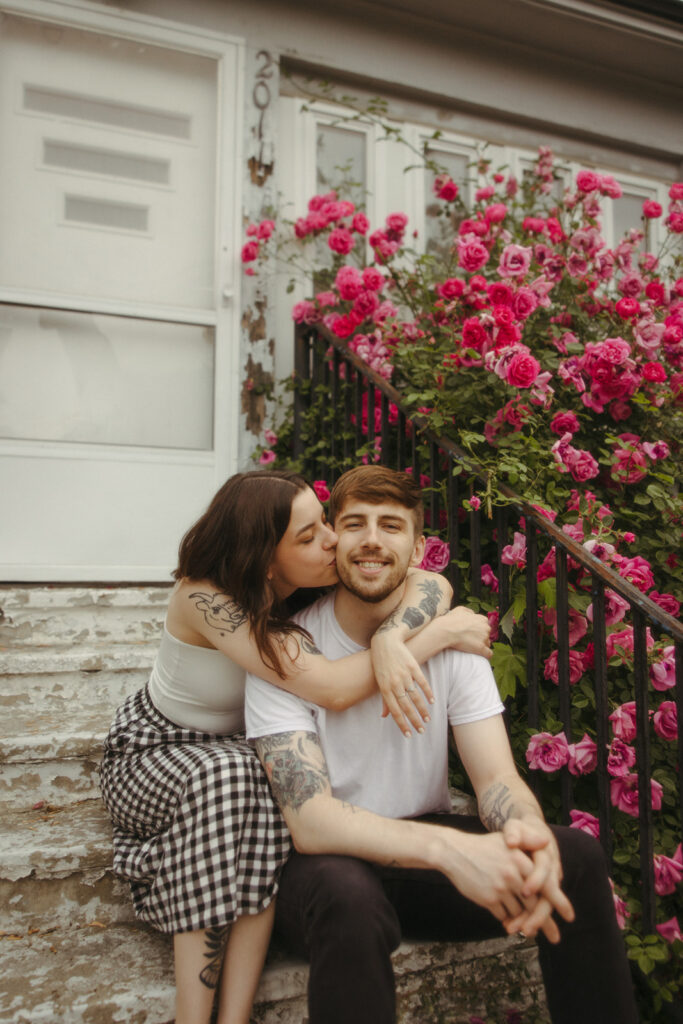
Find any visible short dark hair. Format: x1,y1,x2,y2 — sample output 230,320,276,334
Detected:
174,469,310,675
329,465,424,535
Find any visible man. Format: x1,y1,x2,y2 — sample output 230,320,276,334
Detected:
245,465,638,1024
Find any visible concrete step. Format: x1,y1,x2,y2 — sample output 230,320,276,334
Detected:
0,585,169,649
0,643,157,678
0,703,117,811
0,918,546,1024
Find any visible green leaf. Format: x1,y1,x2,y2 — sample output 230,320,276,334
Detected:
491,643,526,701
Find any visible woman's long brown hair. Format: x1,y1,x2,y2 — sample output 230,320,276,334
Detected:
174,469,311,677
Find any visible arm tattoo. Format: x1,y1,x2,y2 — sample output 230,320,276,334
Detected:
301,634,322,655
189,591,248,635
256,731,330,812
479,782,514,831
417,577,442,620
479,782,539,832
199,925,230,989
375,608,400,635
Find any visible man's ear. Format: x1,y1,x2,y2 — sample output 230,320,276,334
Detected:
410,534,425,567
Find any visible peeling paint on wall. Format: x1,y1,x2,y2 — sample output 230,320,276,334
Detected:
241,354,274,435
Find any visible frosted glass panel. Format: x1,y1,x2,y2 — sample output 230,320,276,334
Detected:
613,191,649,250
44,140,170,184
64,194,149,232
424,149,470,257
24,84,192,139
316,125,366,200
0,306,214,449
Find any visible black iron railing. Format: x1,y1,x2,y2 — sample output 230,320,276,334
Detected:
293,322,683,934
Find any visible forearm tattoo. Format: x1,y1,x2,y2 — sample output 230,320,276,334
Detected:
479,782,539,832
189,591,248,635
479,782,514,831
256,731,329,812
199,925,230,989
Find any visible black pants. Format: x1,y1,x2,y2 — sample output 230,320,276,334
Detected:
274,816,639,1024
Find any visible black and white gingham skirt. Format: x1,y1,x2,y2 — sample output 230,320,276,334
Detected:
99,686,291,934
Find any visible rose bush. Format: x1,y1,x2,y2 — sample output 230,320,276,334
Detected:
245,146,682,1018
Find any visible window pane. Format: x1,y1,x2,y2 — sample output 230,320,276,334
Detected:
0,305,214,450
613,191,649,250
424,149,470,257
316,124,366,202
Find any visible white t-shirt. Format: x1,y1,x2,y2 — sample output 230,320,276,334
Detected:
245,592,504,819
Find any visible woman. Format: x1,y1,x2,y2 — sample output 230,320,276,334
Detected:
100,469,489,1024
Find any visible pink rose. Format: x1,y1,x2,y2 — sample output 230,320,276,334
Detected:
649,591,680,616
569,809,600,838
419,535,450,572
610,774,663,817
618,556,655,593
484,202,508,223
611,446,648,484
610,702,637,742
576,170,601,193
501,531,527,568
457,235,490,272
642,200,663,219
606,738,637,778
481,563,499,592
241,240,260,263
328,228,355,255
543,650,585,686
586,589,629,627
653,845,683,895
335,265,363,300
656,917,682,943
567,734,597,776
436,277,465,300
258,449,276,465
257,219,275,239
497,243,533,278
504,349,541,389
550,411,580,436
434,174,459,201
610,879,630,930
263,428,278,446
361,266,385,291
526,732,570,772
312,480,330,502
651,648,676,691
351,212,370,234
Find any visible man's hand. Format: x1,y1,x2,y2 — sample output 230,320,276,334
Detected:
501,817,575,943
437,828,538,923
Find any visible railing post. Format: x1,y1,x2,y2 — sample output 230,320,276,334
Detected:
634,609,656,934
293,325,311,459
591,579,613,865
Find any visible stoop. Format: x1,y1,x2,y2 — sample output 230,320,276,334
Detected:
0,585,549,1024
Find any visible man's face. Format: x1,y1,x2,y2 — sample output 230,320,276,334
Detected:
333,499,425,603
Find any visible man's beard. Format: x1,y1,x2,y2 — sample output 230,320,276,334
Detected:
335,552,409,603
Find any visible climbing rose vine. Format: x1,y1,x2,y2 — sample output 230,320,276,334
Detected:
244,147,683,1018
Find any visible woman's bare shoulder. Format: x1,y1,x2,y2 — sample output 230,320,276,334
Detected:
167,578,240,648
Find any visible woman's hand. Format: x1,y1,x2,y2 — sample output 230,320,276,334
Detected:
437,606,492,659
370,630,434,737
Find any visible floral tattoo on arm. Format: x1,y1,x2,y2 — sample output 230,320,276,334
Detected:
479,781,540,832
256,731,330,812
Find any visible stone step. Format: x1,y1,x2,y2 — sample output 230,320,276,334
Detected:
0,667,148,709
0,642,157,677
0,917,546,1024
0,702,118,811
0,585,170,648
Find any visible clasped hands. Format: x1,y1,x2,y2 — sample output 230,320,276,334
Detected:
499,818,575,944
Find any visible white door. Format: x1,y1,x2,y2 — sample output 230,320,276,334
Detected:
0,7,242,580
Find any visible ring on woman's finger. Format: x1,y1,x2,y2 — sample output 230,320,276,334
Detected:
397,691,408,699
405,684,417,693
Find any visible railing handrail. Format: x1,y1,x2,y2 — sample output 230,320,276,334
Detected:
296,322,683,644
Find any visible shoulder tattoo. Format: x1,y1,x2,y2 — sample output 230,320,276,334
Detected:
189,591,248,635
256,731,329,812
300,634,322,656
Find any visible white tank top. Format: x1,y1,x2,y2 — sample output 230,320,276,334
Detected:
148,625,245,734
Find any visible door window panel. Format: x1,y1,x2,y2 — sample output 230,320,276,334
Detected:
0,14,217,310
0,305,214,450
